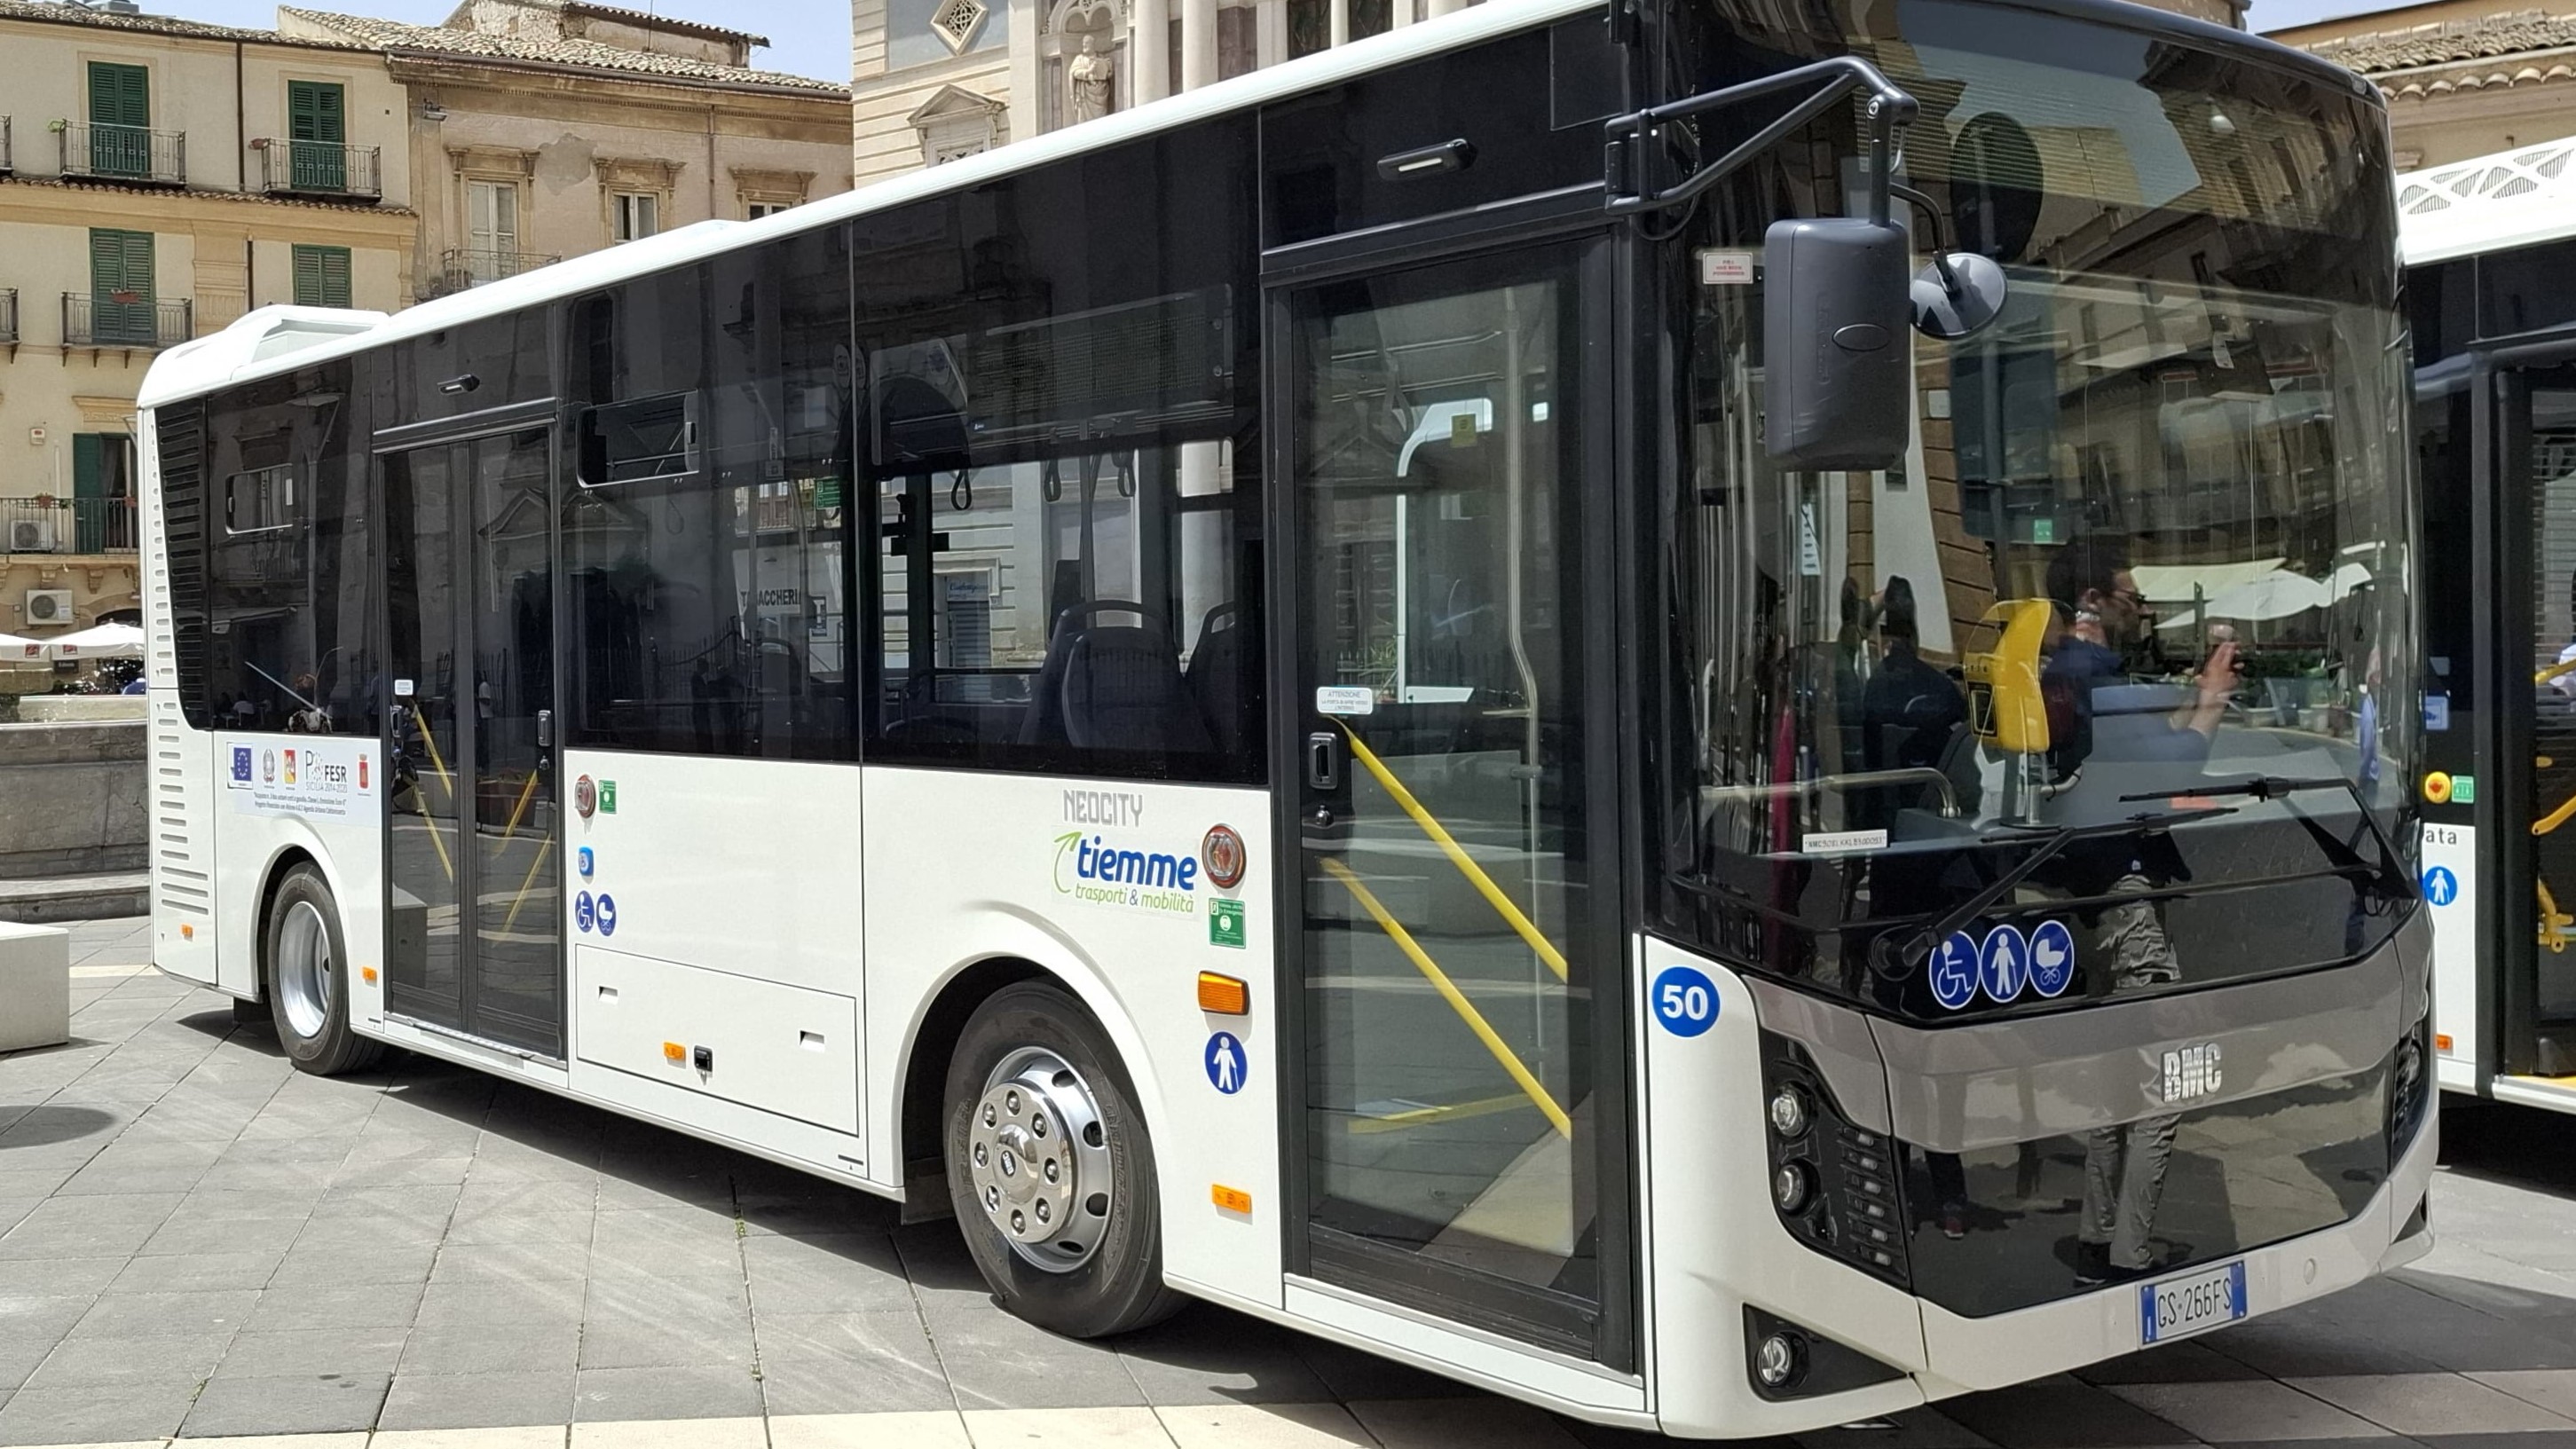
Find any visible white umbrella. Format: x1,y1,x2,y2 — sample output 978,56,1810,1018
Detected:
43,622,146,661
2204,570,2331,622
2327,560,2375,602
2157,569,2332,630
0,632,45,664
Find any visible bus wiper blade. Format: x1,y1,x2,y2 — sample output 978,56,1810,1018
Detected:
1882,807,2239,978
2126,775,2412,899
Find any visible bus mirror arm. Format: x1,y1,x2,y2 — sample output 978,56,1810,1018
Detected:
1602,56,1916,223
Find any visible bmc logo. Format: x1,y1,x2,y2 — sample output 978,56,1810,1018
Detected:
2160,1043,2223,1105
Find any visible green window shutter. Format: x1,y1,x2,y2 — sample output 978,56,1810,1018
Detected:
73,435,102,500
285,81,347,190
287,81,344,143
86,62,151,177
292,245,351,309
88,62,148,127
89,229,154,343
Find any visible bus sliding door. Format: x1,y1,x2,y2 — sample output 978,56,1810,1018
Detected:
1276,237,1632,1366
379,423,565,1059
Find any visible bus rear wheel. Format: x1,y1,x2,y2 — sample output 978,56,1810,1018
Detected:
943,980,1179,1338
264,864,382,1076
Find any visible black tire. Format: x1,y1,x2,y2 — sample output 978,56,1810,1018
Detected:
944,980,1180,1338
264,864,382,1075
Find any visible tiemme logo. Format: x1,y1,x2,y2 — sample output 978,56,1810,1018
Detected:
2160,1043,2223,1105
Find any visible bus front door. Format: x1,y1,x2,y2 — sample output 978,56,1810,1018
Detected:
380,426,565,1059
1278,240,1630,1367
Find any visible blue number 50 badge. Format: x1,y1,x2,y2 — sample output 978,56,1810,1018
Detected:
1651,965,1720,1037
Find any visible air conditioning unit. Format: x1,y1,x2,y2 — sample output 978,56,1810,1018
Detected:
7,519,53,552
23,590,74,626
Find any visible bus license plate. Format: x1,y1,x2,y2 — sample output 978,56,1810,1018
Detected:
2139,1260,2248,1345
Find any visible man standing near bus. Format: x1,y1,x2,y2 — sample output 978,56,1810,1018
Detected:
2042,537,2238,1285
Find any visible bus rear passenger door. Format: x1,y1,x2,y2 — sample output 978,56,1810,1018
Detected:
379,424,564,1059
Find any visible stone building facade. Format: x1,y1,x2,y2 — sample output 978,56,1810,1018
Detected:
279,0,856,304
2273,1,2576,170
0,0,413,679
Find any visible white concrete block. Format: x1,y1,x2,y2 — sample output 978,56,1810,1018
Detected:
0,922,71,1052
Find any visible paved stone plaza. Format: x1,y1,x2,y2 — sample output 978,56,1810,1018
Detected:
3,918,2576,1448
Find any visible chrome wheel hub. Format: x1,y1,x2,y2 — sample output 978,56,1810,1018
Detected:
968,1046,1113,1272
276,900,332,1041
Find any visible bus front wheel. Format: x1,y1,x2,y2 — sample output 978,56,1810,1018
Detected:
942,981,1180,1338
264,864,382,1076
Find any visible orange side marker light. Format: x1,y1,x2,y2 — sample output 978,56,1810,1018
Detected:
1197,973,1249,1015
663,1041,687,1063
2435,1034,2454,1054
1211,1185,1252,1215
179,924,193,941
361,966,379,985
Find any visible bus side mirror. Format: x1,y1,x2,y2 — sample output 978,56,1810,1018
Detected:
1762,217,1910,472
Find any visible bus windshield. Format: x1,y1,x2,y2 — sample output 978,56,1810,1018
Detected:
1655,0,2416,1020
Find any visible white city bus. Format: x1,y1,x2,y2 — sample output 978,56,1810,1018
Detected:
2399,135,2576,1112
138,0,2431,1434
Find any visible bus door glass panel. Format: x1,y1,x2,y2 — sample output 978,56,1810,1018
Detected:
1288,245,1603,1347
2509,365,2576,1073
382,443,463,1020
469,429,561,1055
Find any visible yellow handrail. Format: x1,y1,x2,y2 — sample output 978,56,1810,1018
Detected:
1320,855,1572,1139
1338,727,1568,982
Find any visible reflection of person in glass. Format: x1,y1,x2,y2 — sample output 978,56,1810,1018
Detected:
2039,537,2235,1285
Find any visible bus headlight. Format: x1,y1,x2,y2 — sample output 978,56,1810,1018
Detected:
1772,1162,1815,1214
1754,1332,1803,1390
1768,1083,1813,1139
1761,1032,1912,1290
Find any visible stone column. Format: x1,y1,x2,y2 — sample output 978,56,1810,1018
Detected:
1135,0,1171,100
1181,0,1217,91
1258,0,1284,68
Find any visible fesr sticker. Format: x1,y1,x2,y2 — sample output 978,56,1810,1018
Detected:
1651,965,1719,1038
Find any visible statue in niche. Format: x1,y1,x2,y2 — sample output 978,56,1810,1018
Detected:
1068,35,1115,122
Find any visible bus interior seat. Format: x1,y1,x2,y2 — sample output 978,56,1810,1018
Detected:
1021,601,1215,752
1186,602,1248,753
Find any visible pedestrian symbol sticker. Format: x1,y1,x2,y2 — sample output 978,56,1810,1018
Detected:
1930,931,1979,1011
574,892,595,933
595,894,618,937
1209,898,1246,949
1650,965,1720,1037
1204,1032,1246,1094
2029,919,2075,998
1978,924,2028,1004
2423,866,2459,906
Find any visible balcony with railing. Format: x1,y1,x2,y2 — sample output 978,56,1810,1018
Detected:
1,496,138,555
250,138,382,201
424,247,559,300
55,120,185,185
1,117,13,176
0,291,17,348
62,293,191,350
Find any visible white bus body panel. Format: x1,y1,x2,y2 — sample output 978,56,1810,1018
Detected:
559,751,869,1170
146,697,220,985
210,734,387,1001
859,767,1281,1310
1640,938,1930,1437
2420,821,2480,1091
